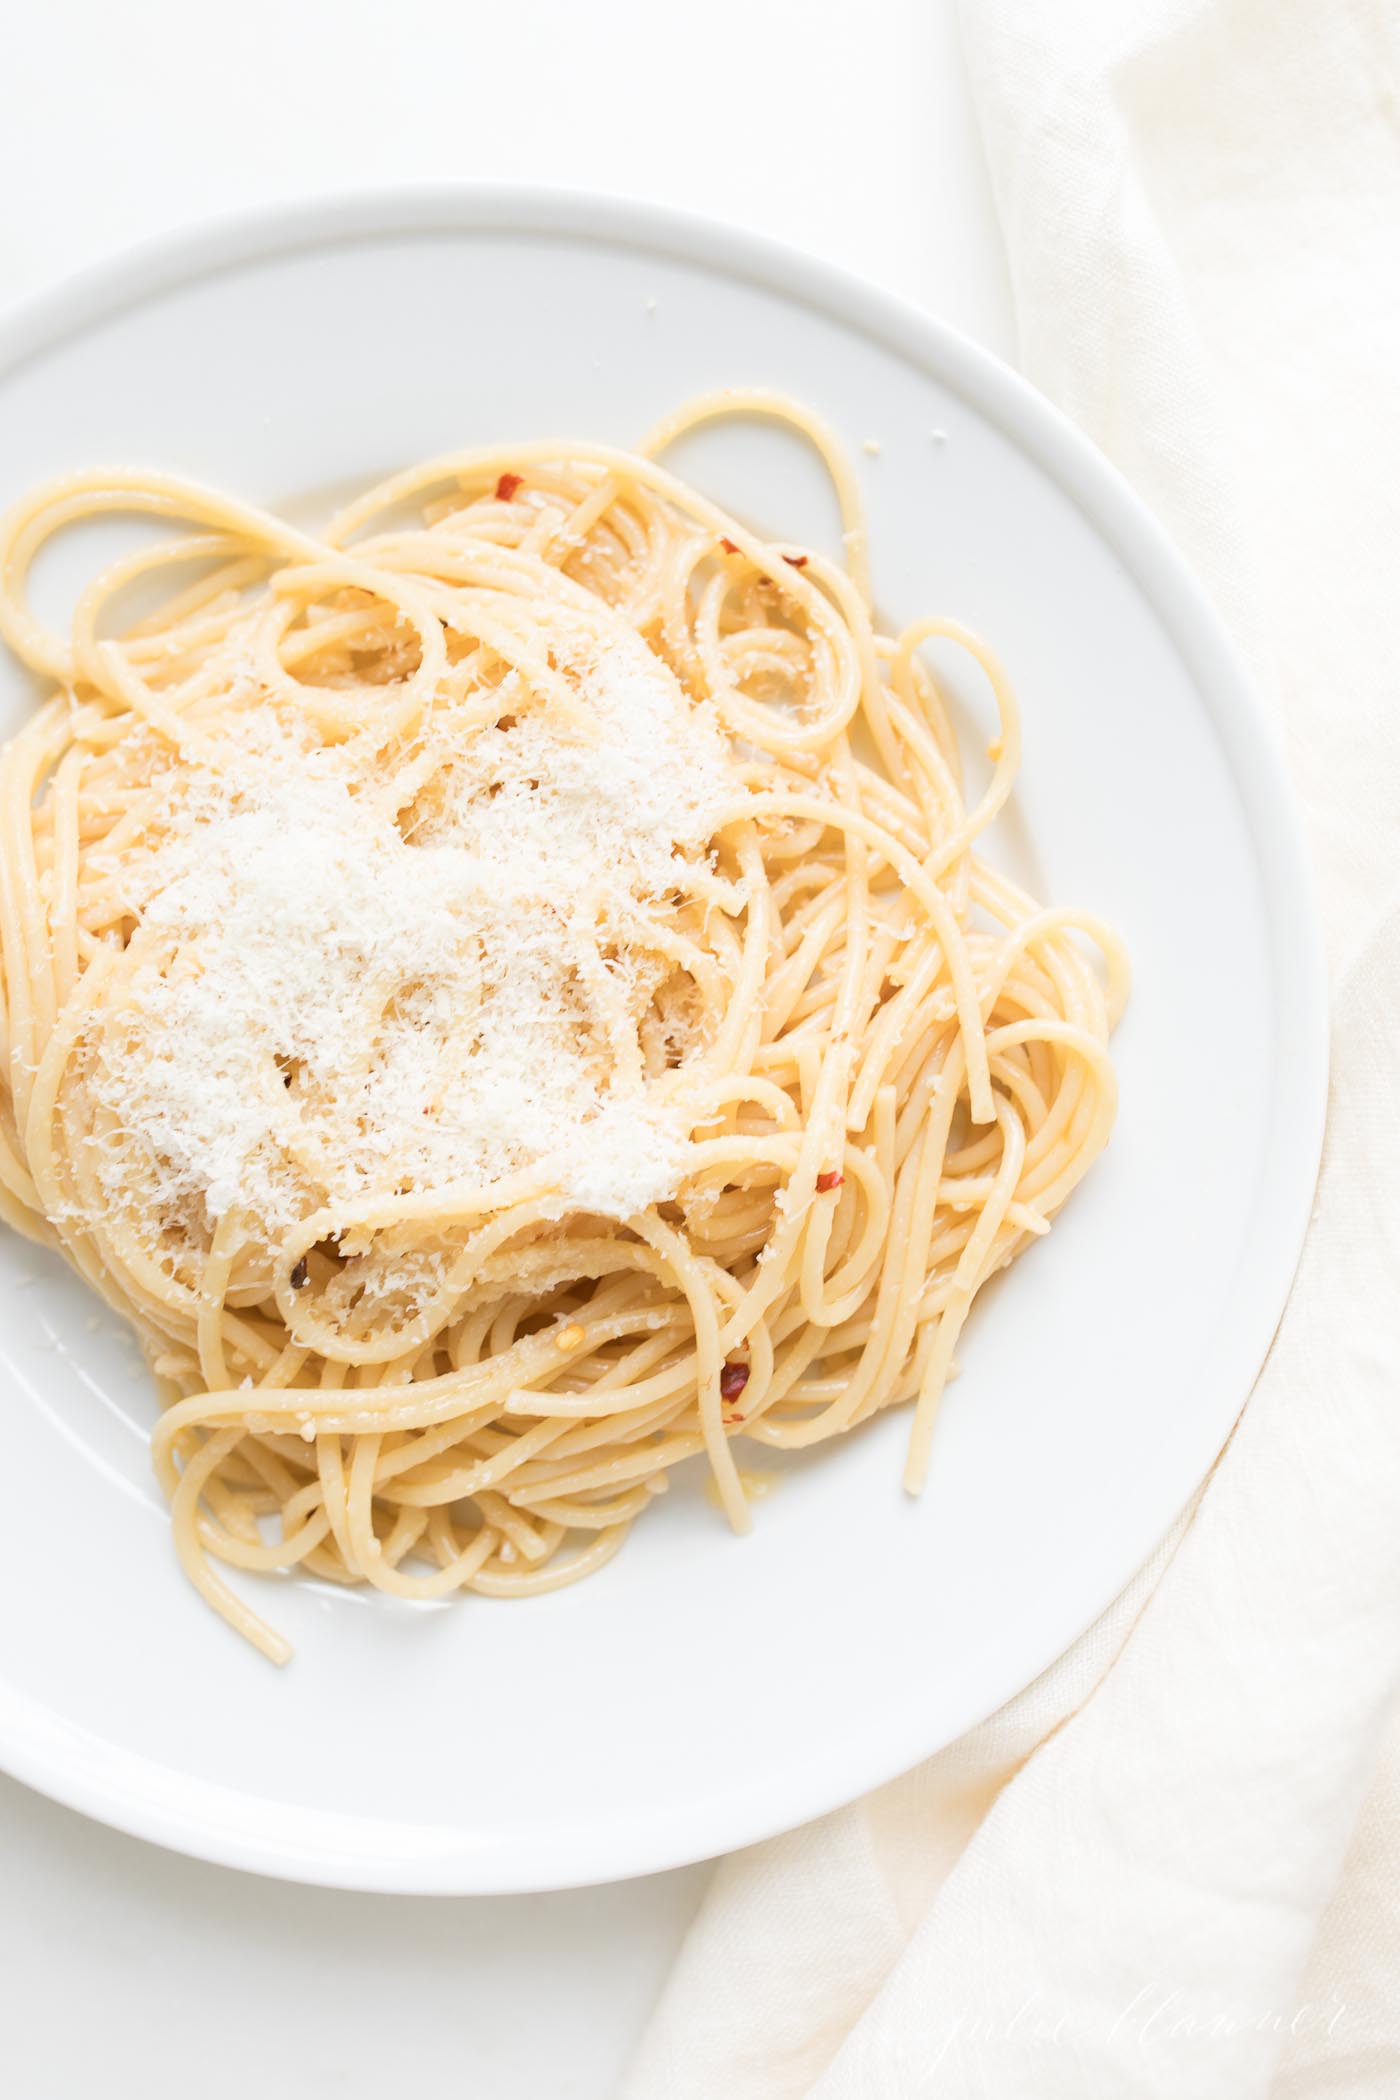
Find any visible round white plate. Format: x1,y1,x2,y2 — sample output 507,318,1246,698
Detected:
0,189,1326,1893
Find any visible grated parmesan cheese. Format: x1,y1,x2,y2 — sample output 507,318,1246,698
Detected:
91,620,735,1242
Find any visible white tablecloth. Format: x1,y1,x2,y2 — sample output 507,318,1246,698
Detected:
623,4,1400,2093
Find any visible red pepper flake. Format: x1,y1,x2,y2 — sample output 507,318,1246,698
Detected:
815,1170,844,1193
783,553,809,568
720,1360,750,1401
290,1257,310,1290
495,472,524,502
719,536,739,554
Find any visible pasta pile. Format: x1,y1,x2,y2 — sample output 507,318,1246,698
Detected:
0,392,1125,1658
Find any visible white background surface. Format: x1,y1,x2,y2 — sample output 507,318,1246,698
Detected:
0,4,1013,2094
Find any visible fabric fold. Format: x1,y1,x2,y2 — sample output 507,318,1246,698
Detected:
622,3,1400,2093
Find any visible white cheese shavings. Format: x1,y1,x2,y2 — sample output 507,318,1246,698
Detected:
91,622,734,1240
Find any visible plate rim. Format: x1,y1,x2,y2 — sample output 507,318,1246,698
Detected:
0,183,1329,1892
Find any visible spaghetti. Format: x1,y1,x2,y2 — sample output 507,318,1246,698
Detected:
0,391,1125,1661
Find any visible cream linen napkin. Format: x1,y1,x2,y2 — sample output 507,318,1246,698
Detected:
620,3,1400,2094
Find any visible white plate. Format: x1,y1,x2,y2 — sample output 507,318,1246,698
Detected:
0,189,1326,1893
